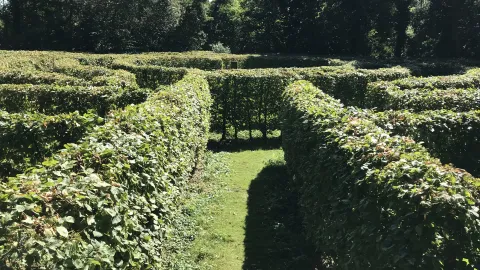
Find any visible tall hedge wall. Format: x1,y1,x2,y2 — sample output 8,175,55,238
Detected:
203,66,409,139
0,84,150,116
78,51,478,74
0,55,139,89
0,74,212,269
371,110,480,178
365,69,480,111
282,80,480,269
78,52,349,70
369,68,480,90
0,70,87,86
106,64,408,139
365,86,480,112
0,111,102,179
102,62,188,89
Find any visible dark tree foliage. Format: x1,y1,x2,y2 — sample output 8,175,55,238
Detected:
206,0,241,52
0,0,193,52
0,0,479,57
170,0,209,51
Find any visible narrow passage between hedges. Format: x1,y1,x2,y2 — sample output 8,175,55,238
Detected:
190,149,314,270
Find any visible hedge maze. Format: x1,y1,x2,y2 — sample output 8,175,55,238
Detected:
0,51,479,269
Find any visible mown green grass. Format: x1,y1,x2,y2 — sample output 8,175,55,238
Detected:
184,149,314,270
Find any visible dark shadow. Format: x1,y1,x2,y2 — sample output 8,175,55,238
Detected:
208,137,282,153
243,162,315,270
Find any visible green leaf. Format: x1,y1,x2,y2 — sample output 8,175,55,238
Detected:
22,216,34,224
87,215,95,225
93,231,103,238
42,159,59,167
64,216,75,223
89,259,101,266
112,215,122,225
56,226,69,238
73,259,84,269
105,208,117,217
15,205,26,212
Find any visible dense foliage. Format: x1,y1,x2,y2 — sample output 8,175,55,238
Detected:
0,50,479,269
0,0,208,52
282,80,480,269
200,66,408,139
371,110,480,177
0,74,211,269
366,87,480,112
365,68,480,111
1,0,479,58
0,111,101,179
0,84,150,116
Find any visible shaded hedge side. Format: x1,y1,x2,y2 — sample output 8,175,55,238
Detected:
0,74,212,269
282,80,480,269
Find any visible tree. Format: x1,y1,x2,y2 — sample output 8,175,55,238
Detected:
206,0,241,52
169,0,208,51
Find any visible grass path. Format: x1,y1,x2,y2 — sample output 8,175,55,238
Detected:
189,149,312,270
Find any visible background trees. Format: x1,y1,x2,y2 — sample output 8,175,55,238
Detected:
0,0,478,58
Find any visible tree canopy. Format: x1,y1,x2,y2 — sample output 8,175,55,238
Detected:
0,0,478,58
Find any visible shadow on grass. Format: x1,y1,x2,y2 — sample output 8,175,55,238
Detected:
208,137,282,153
243,161,315,270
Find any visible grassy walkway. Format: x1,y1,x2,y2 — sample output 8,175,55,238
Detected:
189,149,313,270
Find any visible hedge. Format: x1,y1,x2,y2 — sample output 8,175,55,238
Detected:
79,52,349,70
79,51,480,72
102,65,408,139
368,68,480,92
365,86,480,112
200,66,409,139
282,80,480,269
0,84,150,116
0,74,212,269
42,59,138,89
0,69,87,86
371,110,480,178
0,68,136,89
0,111,102,179
84,56,420,139
0,55,138,88
102,62,188,89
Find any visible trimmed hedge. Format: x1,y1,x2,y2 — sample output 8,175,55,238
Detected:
201,66,409,139
0,69,87,86
0,111,102,179
80,51,480,72
0,84,150,115
103,62,188,89
368,68,480,91
0,54,138,89
365,86,480,112
282,80,480,269
0,74,211,269
365,68,480,111
43,59,138,89
371,110,480,177
0,68,136,88
85,62,408,138
80,52,349,70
